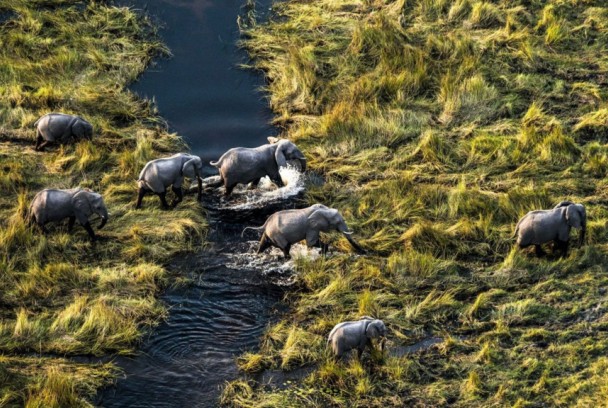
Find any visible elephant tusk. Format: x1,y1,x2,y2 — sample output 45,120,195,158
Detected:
342,230,354,235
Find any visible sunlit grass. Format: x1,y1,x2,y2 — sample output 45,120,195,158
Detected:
0,1,204,405
230,0,608,405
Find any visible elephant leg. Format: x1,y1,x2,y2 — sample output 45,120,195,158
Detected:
281,244,292,259
136,187,146,209
171,186,183,208
224,183,237,197
35,134,44,151
67,216,76,232
157,192,170,209
556,239,569,257
248,178,261,190
357,347,364,360
37,140,51,151
257,234,272,254
197,177,203,201
272,177,284,188
534,244,545,257
320,241,329,256
82,221,97,242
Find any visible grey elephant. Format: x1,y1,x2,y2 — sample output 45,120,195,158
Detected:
242,204,366,258
514,201,586,256
137,153,204,209
327,317,387,360
208,137,306,196
29,188,108,242
34,113,93,151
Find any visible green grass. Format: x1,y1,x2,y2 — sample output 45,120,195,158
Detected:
226,0,608,406
0,1,205,405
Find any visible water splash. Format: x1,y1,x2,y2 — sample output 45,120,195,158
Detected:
223,241,321,286
202,165,305,208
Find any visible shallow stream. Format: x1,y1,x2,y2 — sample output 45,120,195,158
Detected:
98,1,294,406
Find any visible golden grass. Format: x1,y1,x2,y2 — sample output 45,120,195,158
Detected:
0,1,205,405
226,0,608,405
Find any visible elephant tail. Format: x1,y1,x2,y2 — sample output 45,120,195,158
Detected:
25,202,36,225
512,219,522,240
240,225,265,238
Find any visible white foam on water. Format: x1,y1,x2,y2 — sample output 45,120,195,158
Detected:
201,165,305,211
222,241,321,286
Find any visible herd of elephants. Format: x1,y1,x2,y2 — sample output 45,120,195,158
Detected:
26,112,587,359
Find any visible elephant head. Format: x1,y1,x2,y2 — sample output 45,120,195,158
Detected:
73,190,108,229
181,155,204,179
364,319,388,351
307,208,366,254
272,139,307,171
565,203,586,246
72,119,93,140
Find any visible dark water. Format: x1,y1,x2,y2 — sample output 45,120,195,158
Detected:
98,1,293,407
97,240,287,407
124,0,276,163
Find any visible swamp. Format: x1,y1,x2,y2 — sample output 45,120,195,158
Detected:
1,0,608,407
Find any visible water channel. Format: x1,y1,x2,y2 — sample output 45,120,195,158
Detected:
97,1,295,406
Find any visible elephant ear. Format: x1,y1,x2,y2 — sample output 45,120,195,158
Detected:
274,141,288,168
307,209,338,232
366,320,382,339
566,204,582,228
72,191,93,219
181,157,199,178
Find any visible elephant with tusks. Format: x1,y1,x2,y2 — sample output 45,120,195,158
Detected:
34,113,93,151
136,153,204,209
242,204,366,258
514,201,586,256
327,317,387,360
208,137,306,196
29,188,109,242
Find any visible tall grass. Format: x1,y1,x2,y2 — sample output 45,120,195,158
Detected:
0,1,204,405
228,0,608,405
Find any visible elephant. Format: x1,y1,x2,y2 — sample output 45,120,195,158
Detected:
34,113,93,151
208,137,306,196
242,204,366,258
327,317,387,360
514,201,586,256
29,188,108,242
136,153,204,209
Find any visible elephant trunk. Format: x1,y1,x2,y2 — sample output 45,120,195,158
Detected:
298,157,307,172
343,232,366,254
579,223,586,247
380,337,386,352
98,208,108,230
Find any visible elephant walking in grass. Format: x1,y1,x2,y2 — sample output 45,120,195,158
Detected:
514,201,586,256
209,137,306,196
29,188,109,242
136,153,204,209
327,317,387,360
242,204,366,258
34,113,93,151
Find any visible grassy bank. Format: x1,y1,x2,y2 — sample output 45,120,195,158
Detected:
227,0,608,406
0,1,205,405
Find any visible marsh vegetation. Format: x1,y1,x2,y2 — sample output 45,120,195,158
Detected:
226,0,608,405
0,1,205,405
